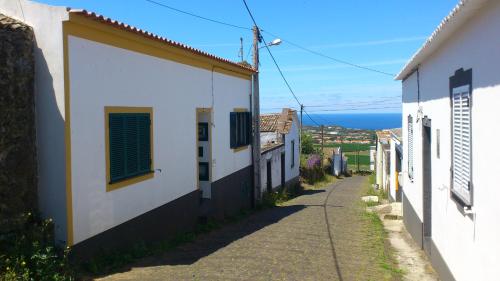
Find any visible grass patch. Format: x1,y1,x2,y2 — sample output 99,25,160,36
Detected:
362,211,404,279
301,174,337,190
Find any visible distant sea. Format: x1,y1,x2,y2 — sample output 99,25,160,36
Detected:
302,113,402,130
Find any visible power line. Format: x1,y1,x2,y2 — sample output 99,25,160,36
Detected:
303,109,321,126
261,30,396,77
241,0,303,108
145,0,395,77
306,106,401,112
145,0,251,30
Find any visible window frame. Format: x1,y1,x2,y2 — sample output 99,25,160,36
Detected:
230,109,251,151
105,106,154,192
407,115,414,181
449,68,473,207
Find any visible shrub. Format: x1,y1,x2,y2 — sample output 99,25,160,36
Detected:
0,213,74,281
301,154,325,184
301,133,315,154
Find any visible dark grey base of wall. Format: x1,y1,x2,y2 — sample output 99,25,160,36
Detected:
284,176,300,192
402,192,456,281
71,189,201,261
426,238,456,281
402,192,423,248
211,165,253,220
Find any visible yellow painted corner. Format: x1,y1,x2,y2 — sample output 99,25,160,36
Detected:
233,145,249,153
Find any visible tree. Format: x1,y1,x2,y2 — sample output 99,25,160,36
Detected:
301,133,315,154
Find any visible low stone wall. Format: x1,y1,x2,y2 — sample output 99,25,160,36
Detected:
0,14,36,232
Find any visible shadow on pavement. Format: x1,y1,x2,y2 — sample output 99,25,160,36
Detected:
103,204,306,275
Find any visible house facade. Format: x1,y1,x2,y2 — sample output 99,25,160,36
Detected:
260,109,300,193
388,129,402,202
396,0,500,280
1,0,255,256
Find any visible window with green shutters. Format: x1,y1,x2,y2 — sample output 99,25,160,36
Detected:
108,112,152,183
230,111,251,149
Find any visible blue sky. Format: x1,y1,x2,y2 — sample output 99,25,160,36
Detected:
38,0,459,113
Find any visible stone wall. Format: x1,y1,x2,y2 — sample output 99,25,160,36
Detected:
0,14,36,232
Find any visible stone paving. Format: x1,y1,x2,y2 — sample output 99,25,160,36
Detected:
97,176,394,281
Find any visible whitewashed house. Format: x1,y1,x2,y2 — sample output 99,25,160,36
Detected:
375,131,391,191
260,109,300,193
388,129,402,202
0,0,256,257
396,0,500,280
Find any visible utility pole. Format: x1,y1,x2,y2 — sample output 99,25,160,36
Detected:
299,104,303,158
251,26,262,204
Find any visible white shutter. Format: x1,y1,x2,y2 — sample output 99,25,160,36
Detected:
408,115,414,179
452,85,472,203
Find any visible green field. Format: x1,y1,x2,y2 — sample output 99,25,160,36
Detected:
315,143,372,152
345,154,370,165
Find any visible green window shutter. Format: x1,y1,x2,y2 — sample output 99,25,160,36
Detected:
230,112,237,148
109,113,151,183
109,114,126,182
137,114,151,173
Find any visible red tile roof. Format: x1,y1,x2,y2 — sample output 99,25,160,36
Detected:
260,108,296,134
69,9,256,73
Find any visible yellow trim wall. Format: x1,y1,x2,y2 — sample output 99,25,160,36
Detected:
63,22,73,246
66,14,253,81
104,106,155,192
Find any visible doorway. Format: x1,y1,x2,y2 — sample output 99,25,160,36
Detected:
266,160,272,193
197,109,212,199
422,117,432,251
281,152,286,189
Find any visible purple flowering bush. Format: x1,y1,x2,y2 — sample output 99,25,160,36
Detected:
302,154,326,184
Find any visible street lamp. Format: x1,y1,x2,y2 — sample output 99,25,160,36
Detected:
251,26,281,204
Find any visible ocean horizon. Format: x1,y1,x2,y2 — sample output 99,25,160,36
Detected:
302,113,402,130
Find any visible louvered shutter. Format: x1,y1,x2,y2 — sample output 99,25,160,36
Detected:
109,114,126,182
230,112,237,148
407,115,414,180
109,113,151,183
452,85,471,203
245,112,252,145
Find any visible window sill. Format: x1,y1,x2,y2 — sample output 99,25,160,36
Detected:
232,145,249,153
106,171,154,192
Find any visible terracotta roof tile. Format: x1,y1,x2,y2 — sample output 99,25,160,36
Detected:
260,108,296,134
68,9,256,73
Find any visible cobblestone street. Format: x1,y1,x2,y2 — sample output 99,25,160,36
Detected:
98,176,395,281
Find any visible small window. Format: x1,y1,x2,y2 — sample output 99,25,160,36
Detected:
198,146,204,157
198,122,209,141
199,162,209,181
230,111,251,149
436,129,440,159
407,115,414,180
291,139,295,168
108,111,152,184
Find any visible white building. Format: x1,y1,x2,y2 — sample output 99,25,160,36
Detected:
396,0,500,280
0,0,256,257
260,109,300,193
388,129,402,202
375,131,391,191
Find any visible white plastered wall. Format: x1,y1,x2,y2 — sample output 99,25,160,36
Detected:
284,114,300,182
68,36,251,244
401,1,500,279
260,146,285,193
0,0,69,244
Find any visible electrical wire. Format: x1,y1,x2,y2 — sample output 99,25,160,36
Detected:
261,30,396,77
145,0,395,77
145,0,251,30
241,0,303,107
